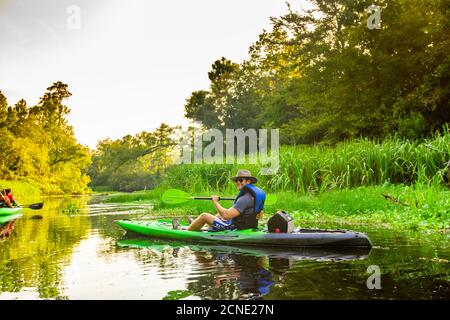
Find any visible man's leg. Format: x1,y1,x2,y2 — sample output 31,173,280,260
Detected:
0,194,12,208
188,212,216,231
4,197,12,208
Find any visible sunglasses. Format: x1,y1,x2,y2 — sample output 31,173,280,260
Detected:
235,178,245,183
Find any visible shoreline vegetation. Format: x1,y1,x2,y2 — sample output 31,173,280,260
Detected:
0,82,91,195
0,180,41,200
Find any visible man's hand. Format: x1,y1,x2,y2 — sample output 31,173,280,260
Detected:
211,196,240,220
256,210,264,220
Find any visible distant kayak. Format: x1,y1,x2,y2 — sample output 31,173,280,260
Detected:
116,219,372,248
0,207,22,216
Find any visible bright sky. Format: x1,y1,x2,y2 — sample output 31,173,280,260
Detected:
0,0,309,149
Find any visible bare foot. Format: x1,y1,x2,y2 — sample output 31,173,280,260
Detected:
172,218,181,230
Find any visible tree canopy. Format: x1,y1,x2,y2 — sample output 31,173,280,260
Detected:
88,123,178,191
0,82,91,194
184,0,450,144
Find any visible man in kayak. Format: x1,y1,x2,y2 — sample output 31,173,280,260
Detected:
0,189,15,208
174,170,266,231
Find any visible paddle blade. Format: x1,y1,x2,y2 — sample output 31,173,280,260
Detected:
161,189,192,204
265,194,277,206
28,203,44,210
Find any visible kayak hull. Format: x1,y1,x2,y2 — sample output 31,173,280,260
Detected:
0,207,22,216
116,220,372,248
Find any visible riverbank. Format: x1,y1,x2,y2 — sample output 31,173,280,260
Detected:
0,180,41,200
103,183,450,232
0,179,96,201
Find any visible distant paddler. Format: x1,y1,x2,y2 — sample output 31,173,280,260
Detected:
0,189,16,208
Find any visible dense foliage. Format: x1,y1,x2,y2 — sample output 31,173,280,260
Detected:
88,124,177,191
184,0,450,144
89,0,450,192
0,82,91,194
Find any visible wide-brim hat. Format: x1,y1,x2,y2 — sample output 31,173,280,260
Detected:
231,169,258,183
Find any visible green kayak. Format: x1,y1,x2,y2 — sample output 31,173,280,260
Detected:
116,219,372,248
0,207,22,216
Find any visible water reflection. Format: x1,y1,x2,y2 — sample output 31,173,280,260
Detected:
0,215,21,239
0,195,448,300
117,238,371,299
0,197,91,300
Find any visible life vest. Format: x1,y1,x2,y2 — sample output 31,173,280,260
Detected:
232,184,266,229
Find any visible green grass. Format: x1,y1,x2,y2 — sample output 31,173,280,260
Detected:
285,182,450,231
103,189,162,203
0,180,41,201
90,186,115,193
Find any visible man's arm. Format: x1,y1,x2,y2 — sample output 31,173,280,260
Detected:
212,196,240,220
219,207,240,220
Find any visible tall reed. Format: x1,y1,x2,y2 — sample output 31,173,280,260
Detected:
161,127,450,194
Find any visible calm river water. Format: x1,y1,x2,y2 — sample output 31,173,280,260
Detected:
0,196,448,300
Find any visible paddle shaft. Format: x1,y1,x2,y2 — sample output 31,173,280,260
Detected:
193,197,235,201
161,189,276,205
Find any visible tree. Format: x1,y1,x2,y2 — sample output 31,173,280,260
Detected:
183,0,450,144
0,82,91,194
88,124,177,191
